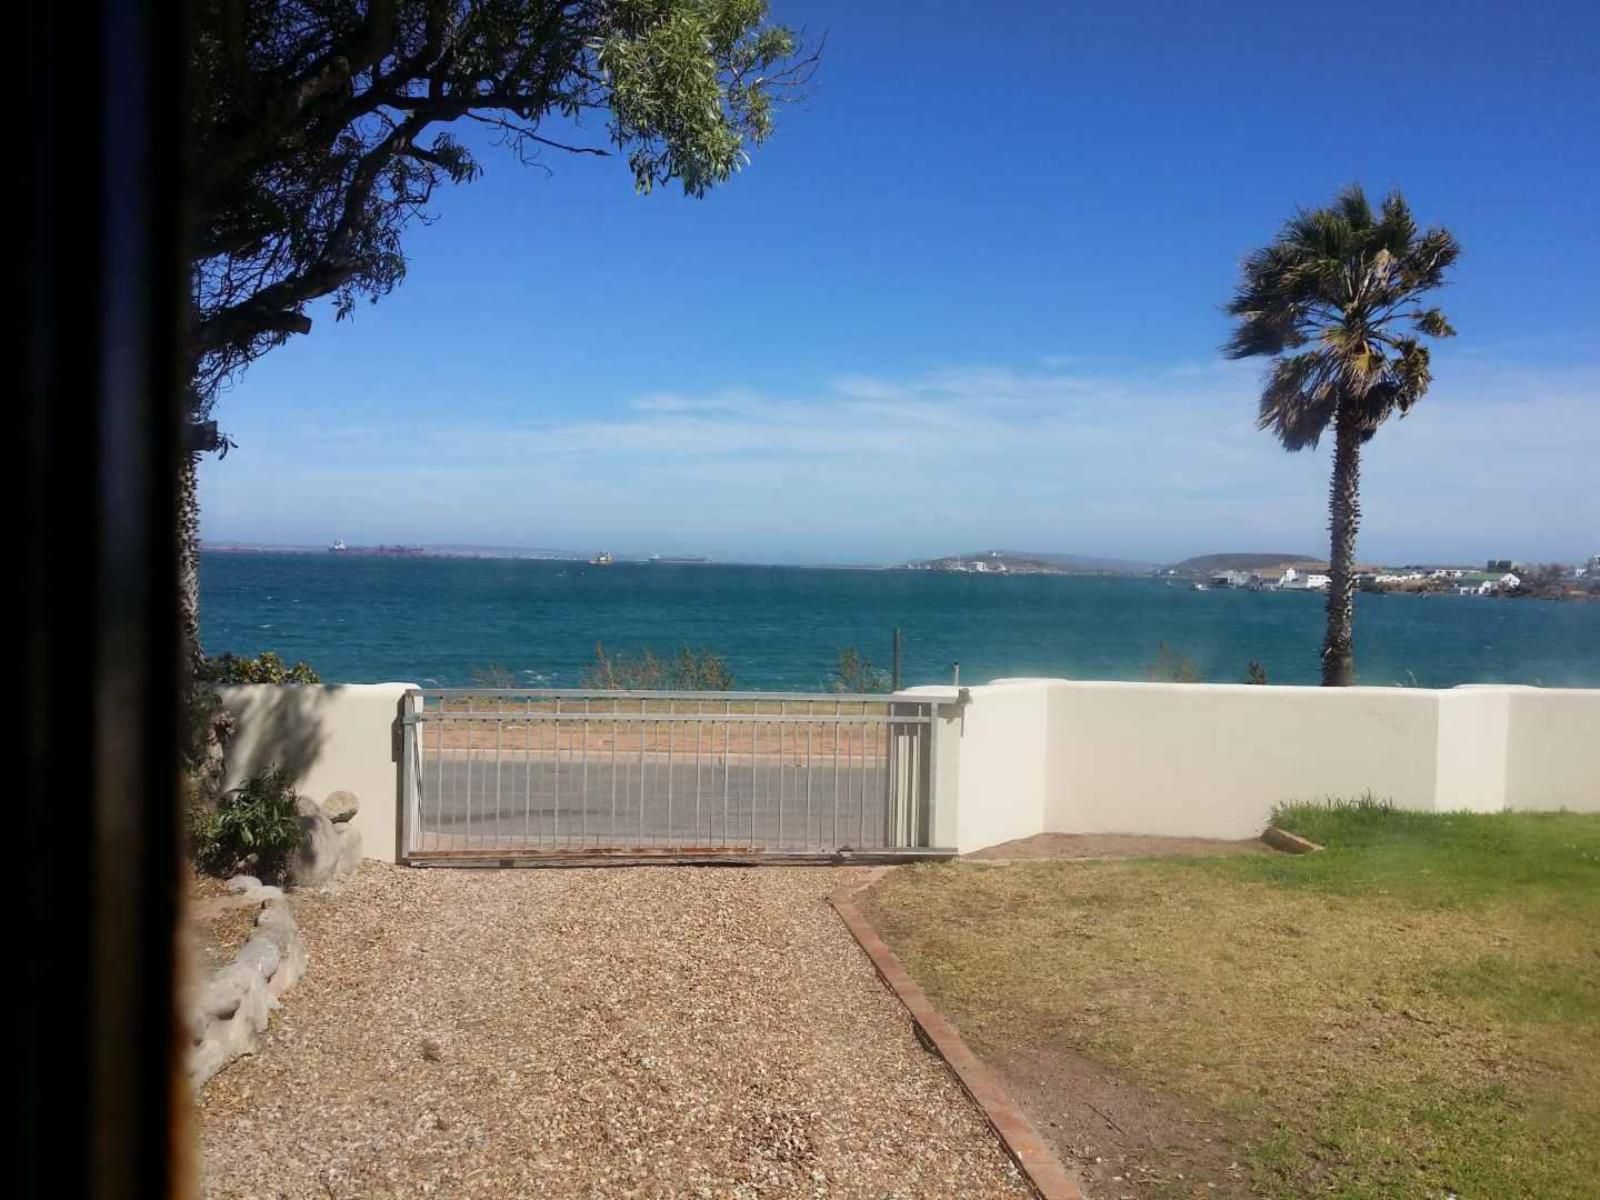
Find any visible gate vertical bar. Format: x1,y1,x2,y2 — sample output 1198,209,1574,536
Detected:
552,696,561,845
638,698,646,846
401,692,418,859
805,712,814,850
665,698,674,847
523,701,532,847
581,699,590,848
495,697,503,841
722,700,731,846
434,702,444,851
610,697,619,843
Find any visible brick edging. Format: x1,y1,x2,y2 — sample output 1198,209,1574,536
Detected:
829,873,1084,1200
1261,825,1325,855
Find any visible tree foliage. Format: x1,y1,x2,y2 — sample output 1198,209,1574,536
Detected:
1224,186,1460,452
186,0,810,412
199,649,322,684
828,647,890,693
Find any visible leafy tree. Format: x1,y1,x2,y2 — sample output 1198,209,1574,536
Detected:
829,647,890,693
1509,563,1569,599
178,0,812,660
1244,660,1269,685
1225,186,1460,685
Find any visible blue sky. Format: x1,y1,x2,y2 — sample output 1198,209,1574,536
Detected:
200,0,1599,565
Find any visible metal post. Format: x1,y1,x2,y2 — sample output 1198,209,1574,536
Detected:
400,695,417,859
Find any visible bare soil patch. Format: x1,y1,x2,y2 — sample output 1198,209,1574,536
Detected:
964,832,1268,861
184,872,262,976
974,1038,1252,1199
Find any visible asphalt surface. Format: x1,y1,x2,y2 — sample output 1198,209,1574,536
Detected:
417,752,898,850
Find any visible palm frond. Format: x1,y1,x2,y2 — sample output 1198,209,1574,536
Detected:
1223,184,1459,451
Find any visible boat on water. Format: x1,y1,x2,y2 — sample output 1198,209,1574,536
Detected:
329,539,348,552
589,551,615,566
1191,582,1209,591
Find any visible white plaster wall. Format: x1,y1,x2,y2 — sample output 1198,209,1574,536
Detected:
1434,687,1511,813
218,683,416,863
1045,681,1441,839
903,681,1054,852
1503,688,1600,812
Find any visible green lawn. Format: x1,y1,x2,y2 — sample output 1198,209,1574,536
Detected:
863,805,1600,1200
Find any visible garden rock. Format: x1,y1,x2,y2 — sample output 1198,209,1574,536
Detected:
288,793,340,887
322,790,359,823
331,822,363,880
225,874,261,893
188,895,306,1088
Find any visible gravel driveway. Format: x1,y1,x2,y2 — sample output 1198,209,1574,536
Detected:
198,863,1030,1199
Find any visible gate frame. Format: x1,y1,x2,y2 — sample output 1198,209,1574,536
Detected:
398,687,967,866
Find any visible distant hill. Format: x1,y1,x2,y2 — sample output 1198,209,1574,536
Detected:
1169,552,1322,574
906,550,1158,575
991,550,1160,573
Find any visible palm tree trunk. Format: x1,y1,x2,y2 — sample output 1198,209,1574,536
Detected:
1321,411,1362,685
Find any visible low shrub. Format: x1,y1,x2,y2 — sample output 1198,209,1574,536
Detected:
582,643,734,690
191,764,302,881
1146,641,1202,683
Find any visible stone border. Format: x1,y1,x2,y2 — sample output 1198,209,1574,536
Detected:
830,870,1084,1200
1261,825,1325,855
187,876,308,1088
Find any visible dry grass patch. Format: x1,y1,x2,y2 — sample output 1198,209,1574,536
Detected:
862,809,1600,1200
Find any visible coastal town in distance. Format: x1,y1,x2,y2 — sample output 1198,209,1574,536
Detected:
207,540,1600,601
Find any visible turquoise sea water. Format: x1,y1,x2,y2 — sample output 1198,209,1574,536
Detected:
199,552,1600,690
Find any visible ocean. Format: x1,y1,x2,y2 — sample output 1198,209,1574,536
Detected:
199,552,1600,690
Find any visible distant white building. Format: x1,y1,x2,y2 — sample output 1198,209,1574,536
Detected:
1278,568,1330,591
1500,572,1522,589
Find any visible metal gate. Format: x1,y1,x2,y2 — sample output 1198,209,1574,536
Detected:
399,690,959,865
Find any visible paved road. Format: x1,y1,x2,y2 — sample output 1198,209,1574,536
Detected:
416,752,899,850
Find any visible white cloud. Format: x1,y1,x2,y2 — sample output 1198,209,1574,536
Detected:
201,359,1600,563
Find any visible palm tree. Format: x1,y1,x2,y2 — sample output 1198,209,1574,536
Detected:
1224,186,1460,685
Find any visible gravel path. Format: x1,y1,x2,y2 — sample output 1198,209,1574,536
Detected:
199,863,1031,1199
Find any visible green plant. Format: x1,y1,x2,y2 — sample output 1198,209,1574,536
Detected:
1146,641,1202,683
1224,186,1460,685
192,765,303,881
582,642,734,690
1245,660,1269,685
200,650,320,684
829,647,891,693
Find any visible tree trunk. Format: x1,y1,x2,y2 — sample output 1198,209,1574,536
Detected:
177,448,203,674
1321,411,1362,686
